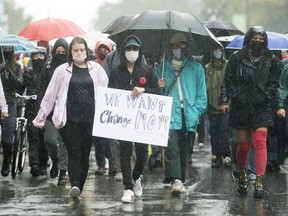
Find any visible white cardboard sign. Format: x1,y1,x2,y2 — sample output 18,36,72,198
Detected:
92,87,173,147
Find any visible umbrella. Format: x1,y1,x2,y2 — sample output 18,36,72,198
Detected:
18,17,86,41
0,34,37,53
106,10,222,59
226,31,288,50
203,20,244,37
102,15,135,34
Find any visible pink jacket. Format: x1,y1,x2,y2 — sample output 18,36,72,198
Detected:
32,61,108,129
0,76,8,113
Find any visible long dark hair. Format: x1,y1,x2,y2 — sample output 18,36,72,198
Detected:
67,36,89,64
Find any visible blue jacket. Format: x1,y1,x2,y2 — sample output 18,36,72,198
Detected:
155,56,207,132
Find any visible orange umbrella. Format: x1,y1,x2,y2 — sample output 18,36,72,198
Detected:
18,17,86,41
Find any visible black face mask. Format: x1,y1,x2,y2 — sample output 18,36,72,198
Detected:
53,53,67,66
3,51,14,61
32,59,46,71
250,41,265,57
98,53,107,61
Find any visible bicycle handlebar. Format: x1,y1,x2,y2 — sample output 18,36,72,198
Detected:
15,93,37,100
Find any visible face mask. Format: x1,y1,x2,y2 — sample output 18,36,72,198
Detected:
98,52,107,61
250,41,264,57
54,53,67,66
32,59,46,71
73,53,87,64
213,50,222,59
172,48,181,59
125,51,139,64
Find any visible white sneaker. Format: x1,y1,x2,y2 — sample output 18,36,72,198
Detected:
133,178,142,197
70,186,80,198
171,179,185,195
198,143,204,149
121,189,134,203
114,172,123,181
223,156,232,168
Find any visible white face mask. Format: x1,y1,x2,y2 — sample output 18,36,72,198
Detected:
72,53,87,64
125,51,139,64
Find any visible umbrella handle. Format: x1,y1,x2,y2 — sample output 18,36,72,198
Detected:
161,52,165,79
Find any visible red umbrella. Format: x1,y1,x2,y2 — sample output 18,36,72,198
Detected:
18,17,86,41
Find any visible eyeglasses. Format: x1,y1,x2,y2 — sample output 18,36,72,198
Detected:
125,46,140,51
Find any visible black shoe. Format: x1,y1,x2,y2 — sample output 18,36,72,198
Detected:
1,159,10,177
50,160,59,178
232,167,240,181
253,174,265,198
237,169,249,194
57,170,66,185
30,165,39,177
108,165,118,176
211,157,222,168
39,166,47,176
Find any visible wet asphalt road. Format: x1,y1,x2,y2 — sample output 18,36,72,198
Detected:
1,146,288,216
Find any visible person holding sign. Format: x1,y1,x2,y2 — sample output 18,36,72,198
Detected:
155,33,207,195
108,35,160,203
33,36,109,201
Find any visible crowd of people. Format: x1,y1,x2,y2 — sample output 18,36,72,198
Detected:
1,24,288,204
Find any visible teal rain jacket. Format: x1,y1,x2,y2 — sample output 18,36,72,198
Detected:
155,56,207,132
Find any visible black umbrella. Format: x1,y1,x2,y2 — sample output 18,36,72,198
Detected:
203,20,244,37
102,15,135,34
106,10,222,60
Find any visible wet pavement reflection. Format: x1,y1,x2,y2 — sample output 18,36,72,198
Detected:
1,147,288,215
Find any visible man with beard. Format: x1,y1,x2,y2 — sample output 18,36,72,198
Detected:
219,26,280,198
40,38,69,184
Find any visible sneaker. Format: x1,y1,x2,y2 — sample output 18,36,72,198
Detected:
95,166,106,175
133,178,142,197
114,171,123,181
121,189,134,203
198,143,204,150
30,165,39,177
223,156,232,168
70,186,80,199
108,165,118,176
248,173,256,184
171,179,185,195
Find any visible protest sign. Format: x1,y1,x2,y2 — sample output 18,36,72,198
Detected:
93,87,173,147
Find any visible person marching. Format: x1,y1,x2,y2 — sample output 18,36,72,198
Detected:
155,33,207,194
108,35,160,203
219,26,280,198
33,36,108,201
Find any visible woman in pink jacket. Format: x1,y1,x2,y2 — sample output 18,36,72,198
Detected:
33,36,108,201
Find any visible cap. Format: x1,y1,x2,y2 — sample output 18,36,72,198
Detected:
125,37,140,48
170,33,188,44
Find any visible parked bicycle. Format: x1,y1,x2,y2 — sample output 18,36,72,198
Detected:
11,93,37,178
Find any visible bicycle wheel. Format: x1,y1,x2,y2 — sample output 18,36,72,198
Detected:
18,130,28,173
11,127,22,178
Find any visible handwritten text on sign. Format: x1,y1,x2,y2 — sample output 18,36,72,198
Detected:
92,87,172,147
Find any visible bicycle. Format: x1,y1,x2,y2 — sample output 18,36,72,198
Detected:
11,93,37,178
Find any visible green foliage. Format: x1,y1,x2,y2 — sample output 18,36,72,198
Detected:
4,0,32,34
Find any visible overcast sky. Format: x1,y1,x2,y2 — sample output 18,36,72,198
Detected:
15,0,117,32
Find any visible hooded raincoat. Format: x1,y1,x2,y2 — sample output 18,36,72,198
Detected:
219,26,280,129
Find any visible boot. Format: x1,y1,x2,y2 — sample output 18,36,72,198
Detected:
1,144,12,177
237,169,249,194
253,174,265,198
50,159,59,178
57,169,66,185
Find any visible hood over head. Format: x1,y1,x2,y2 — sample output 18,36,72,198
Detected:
243,26,268,48
120,35,143,66
95,39,112,66
51,38,69,56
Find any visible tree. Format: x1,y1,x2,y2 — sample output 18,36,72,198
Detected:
4,0,32,34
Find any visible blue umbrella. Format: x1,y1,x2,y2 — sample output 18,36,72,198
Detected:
0,34,37,53
226,31,288,50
